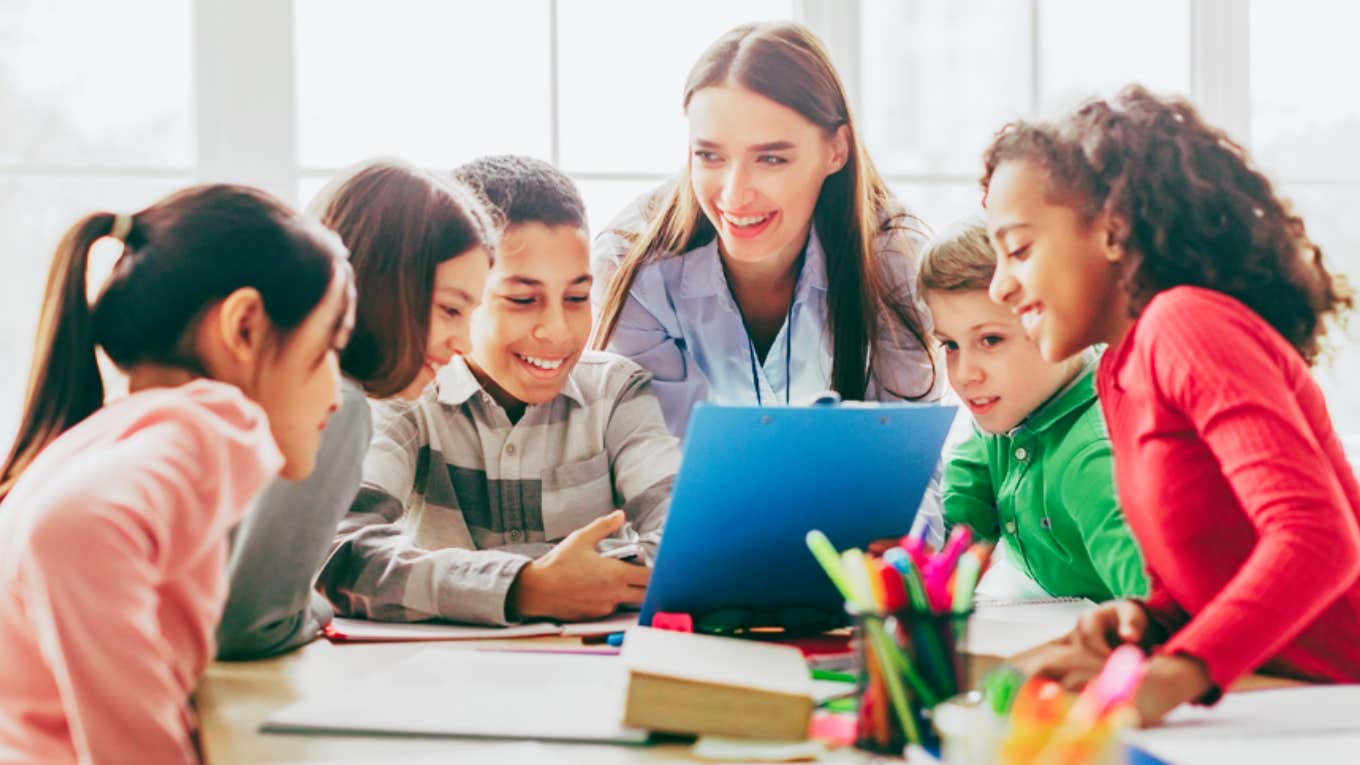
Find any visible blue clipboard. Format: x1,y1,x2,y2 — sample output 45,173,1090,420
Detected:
638,400,957,631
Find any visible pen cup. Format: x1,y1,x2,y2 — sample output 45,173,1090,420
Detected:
850,606,972,755
932,691,1005,765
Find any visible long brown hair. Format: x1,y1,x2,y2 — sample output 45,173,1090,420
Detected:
310,159,496,398
1,185,351,500
591,21,934,400
982,84,1353,365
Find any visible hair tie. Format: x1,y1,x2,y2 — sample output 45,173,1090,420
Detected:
109,213,134,243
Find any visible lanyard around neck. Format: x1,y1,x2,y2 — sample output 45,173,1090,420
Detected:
746,297,795,407
735,250,805,408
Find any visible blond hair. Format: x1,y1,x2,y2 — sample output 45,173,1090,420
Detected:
918,214,995,294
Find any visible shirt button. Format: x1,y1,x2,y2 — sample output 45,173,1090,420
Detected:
1006,521,1017,534
509,529,521,541
1014,447,1028,461
505,443,516,456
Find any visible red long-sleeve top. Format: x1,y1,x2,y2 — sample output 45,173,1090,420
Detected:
1097,286,1360,697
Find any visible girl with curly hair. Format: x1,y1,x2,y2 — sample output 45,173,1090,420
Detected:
982,85,1358,723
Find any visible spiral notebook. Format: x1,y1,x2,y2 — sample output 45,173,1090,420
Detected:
964,597,1095,659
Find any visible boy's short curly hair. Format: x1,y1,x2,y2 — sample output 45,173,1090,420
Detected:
452,155,587,232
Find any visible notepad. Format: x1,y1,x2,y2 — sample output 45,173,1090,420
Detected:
323,613,638,643
964,598,1095,659
1122,685,1360,764
263,648,648,744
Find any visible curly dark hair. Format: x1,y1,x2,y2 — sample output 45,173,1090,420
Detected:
981,84,1353,365
452,155,587,232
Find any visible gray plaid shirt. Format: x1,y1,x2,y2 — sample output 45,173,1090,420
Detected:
318,352,680,626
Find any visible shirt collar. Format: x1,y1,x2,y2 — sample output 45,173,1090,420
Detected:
677,225,829,299
434,356,587,409
1015,351,1101,435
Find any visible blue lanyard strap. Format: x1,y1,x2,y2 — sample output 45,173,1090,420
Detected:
745,272,798,408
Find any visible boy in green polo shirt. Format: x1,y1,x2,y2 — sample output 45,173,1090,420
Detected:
920,216,1146,601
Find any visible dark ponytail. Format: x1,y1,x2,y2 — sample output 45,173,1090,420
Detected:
0,184,351,501
0,214,117,498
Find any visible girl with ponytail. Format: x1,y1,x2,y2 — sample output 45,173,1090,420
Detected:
0,185,354,764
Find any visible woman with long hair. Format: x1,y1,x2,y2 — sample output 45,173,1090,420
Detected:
592,22,939,438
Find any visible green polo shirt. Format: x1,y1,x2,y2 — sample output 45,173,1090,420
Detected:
942,361,1148,601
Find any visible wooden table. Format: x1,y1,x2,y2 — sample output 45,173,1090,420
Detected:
195,635,881,765
196,622,1302,764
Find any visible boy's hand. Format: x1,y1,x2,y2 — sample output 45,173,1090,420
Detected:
1012,635,1108,691
509,511,651,621
1074,599,1149,657
1013,601,1149,690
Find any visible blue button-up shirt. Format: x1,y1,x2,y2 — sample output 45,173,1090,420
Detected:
592,199,941,438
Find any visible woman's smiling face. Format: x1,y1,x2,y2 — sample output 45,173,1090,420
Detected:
686,84,847,267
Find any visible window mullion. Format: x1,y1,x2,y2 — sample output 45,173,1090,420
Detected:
795,0,863,121
1190,0,1251,144
192,0,299,205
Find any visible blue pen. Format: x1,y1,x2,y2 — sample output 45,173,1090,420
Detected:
607,632,625,647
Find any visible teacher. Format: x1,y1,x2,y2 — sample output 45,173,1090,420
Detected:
592,21,939,437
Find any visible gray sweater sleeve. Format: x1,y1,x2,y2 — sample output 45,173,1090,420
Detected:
215,378,371,660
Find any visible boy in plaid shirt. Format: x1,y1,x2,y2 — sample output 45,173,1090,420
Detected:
320,157,679,625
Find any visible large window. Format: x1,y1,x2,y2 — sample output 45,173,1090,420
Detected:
2,0,1357,443
1250,0,1360,431
0,0,192,445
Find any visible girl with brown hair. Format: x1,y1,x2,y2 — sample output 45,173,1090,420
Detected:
983,85,1358,722
591,21,939,438
216,159,495,659
0,184,354,763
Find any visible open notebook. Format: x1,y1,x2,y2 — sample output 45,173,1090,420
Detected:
322,613,638,643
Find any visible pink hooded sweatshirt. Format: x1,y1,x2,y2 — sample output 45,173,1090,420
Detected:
0,380,282,764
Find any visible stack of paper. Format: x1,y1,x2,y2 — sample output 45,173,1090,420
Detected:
1122,685,1360,764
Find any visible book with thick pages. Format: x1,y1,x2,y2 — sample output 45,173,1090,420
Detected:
620,627,814,741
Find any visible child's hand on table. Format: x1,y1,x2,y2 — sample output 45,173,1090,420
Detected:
1012,599,1213,725
1073,599,1149,656
509,511,651,621
1131,654,1213,725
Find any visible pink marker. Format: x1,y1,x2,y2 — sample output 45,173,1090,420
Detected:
899,534,929,571
1080,644,1148,718
922,526,972,610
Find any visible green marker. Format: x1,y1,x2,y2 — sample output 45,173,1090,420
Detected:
810,669,858,684
952,554,981,614
866,619,924,745
804,530,856,603
984,666,1024,715
840,548,875,611
881,626,939,707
